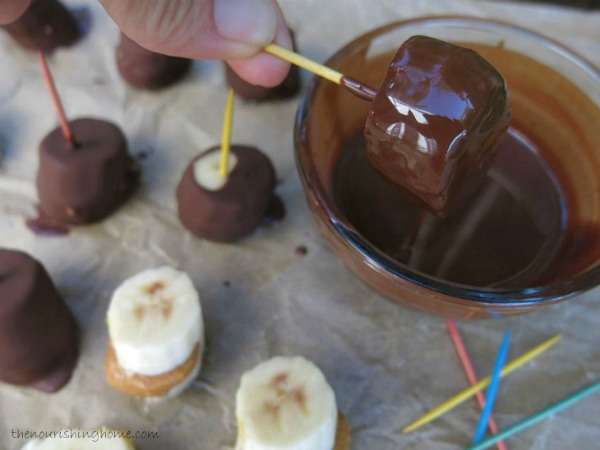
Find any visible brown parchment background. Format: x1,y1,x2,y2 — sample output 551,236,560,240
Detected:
0,0,599,449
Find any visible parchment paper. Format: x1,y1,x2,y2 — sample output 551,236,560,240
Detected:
0,1,599,449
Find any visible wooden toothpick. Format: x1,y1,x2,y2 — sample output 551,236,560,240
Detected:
264,44,377,101
39,51,77,147
219,88,235,179
265,43,343,84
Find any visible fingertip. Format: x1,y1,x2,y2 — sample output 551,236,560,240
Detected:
226,11,293,88
228,54,291,88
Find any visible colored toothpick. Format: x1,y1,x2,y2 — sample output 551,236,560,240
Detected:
219,88,235,179
403,334,561,433
39,51,76,147
264,44,376,100
447,320,508,450
472,329,511,444
466,380,600,450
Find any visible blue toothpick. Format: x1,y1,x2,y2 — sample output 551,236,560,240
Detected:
473,329,512,445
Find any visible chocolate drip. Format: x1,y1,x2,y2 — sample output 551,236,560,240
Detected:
340,76,377,101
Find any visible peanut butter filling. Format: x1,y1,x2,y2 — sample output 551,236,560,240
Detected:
105,343,201,397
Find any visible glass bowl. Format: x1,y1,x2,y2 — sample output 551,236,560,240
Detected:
294,16,600,319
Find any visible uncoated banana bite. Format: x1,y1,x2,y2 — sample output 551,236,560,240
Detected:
235,356,351,450
105,267,204,398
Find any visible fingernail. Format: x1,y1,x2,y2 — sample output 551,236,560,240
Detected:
214,0,277,46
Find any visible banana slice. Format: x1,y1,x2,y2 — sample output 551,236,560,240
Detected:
236,356,338,450
194,149,238,191
22,428,135,450
107,266,204,377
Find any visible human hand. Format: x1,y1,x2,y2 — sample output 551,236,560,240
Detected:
1,0,292,88
99,0,292,87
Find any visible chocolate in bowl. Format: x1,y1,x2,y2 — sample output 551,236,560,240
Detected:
294,17,600,319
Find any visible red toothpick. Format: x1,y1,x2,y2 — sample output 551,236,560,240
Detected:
38,51,77,147
446,320,508,450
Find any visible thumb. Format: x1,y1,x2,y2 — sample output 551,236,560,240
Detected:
99,0,291,87
0,0,31,24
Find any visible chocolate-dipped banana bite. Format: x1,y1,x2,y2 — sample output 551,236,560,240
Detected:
116,33,191,90
176,145,276,242
1,0,80,52
225,32,301,101
36,118,138,227
364,36,511,215
0,249,78,392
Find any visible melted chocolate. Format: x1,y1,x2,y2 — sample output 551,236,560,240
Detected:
36,118,138,226
364,36,511,215
340,76,377,101
176,145,276,242
116,33,191,90
334,130,567,287
0,249,78,392
1,0,80,52
303,32,600,307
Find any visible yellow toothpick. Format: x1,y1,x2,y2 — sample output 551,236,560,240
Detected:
219,88,235,179
264,44,343,85
403,334,562,433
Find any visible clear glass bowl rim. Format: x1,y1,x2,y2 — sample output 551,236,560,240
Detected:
294,15,600,306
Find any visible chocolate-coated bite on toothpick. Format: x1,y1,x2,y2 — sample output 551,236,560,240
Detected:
36,118,138,226
1,0,80,52
32,54,139,231
116,33,191,90
364,36,511,215
0,249,78,392
177,145,276,242
225,32,300,101
263,38,510,215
